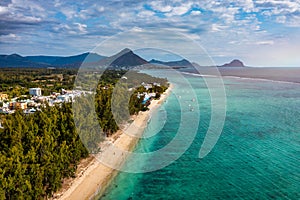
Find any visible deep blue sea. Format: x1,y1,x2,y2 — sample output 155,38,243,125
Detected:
100,71,300,200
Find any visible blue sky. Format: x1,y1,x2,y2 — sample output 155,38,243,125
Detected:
0,0,300,66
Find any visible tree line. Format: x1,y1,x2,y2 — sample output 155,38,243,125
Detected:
0,104,88,199
0,68,169,198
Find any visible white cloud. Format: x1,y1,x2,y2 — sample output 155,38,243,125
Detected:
10,0,44,11
166,3,192,16
148,1,192,16
74,23,87,34
276,15,286,23
149,2,173,12
54,0,62,8
0,6,9,15
53,23,88,35
78,5,105,20
53,24,71,32
256,40,274,45
211,24,229,32
236,0,256,12
0,0,47,21
137,10,154,18
255,0,300,15
284,15,300,27
190,10,201,16
60,7,77,19
0,34,20,42
96,6,105,12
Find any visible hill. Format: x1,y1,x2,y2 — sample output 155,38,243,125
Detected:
109,48,148,68
219,59,245,67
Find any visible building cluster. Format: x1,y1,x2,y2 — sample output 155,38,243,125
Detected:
0,81,164,114
137,92,157,105
0,88,92,114
141,82,161,90
138,82,162,105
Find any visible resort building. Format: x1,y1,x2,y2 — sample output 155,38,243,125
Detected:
29,88,42,96
0,93,8,101
9,102,27,110
15,102,27,110
142,82,153,90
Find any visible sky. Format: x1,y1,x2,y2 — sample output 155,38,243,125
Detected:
0,0,300,67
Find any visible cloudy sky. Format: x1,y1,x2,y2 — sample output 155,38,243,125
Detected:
0,0,300,66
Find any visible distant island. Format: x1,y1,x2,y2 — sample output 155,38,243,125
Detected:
218,59,245,67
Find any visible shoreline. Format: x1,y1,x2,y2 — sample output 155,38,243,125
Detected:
54,84,173,200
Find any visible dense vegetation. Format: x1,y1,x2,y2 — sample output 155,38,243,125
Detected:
0,68,168,198
0,104,88,199
0,68,77,97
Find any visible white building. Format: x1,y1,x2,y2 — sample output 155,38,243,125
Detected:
142,82,153,90
29,88,42,96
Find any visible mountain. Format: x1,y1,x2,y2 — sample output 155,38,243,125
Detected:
26,53,104,67
0,54,51,68
149,59,194,68
0,53,105,68
25,55,62,65
109,48,148,68
51,53,104,66
219,59,245,67
0,49,199,69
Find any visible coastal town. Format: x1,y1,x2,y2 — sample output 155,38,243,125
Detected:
0,87,90,115
0,81,164,115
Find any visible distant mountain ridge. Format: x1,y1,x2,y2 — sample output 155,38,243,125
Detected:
0,52,105,68
0,49,150,69
25,55,64,65
26,53,104,66
0,49,245,69
0,54,52,68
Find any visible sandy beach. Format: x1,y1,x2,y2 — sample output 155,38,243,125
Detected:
54,84,173,200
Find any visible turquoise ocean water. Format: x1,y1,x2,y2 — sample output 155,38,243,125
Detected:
100,71,300,199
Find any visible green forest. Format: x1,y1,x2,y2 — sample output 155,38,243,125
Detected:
0,68,168,199
0,68,77,98
0,104,89,199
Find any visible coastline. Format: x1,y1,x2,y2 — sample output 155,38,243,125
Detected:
54,84,173,200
